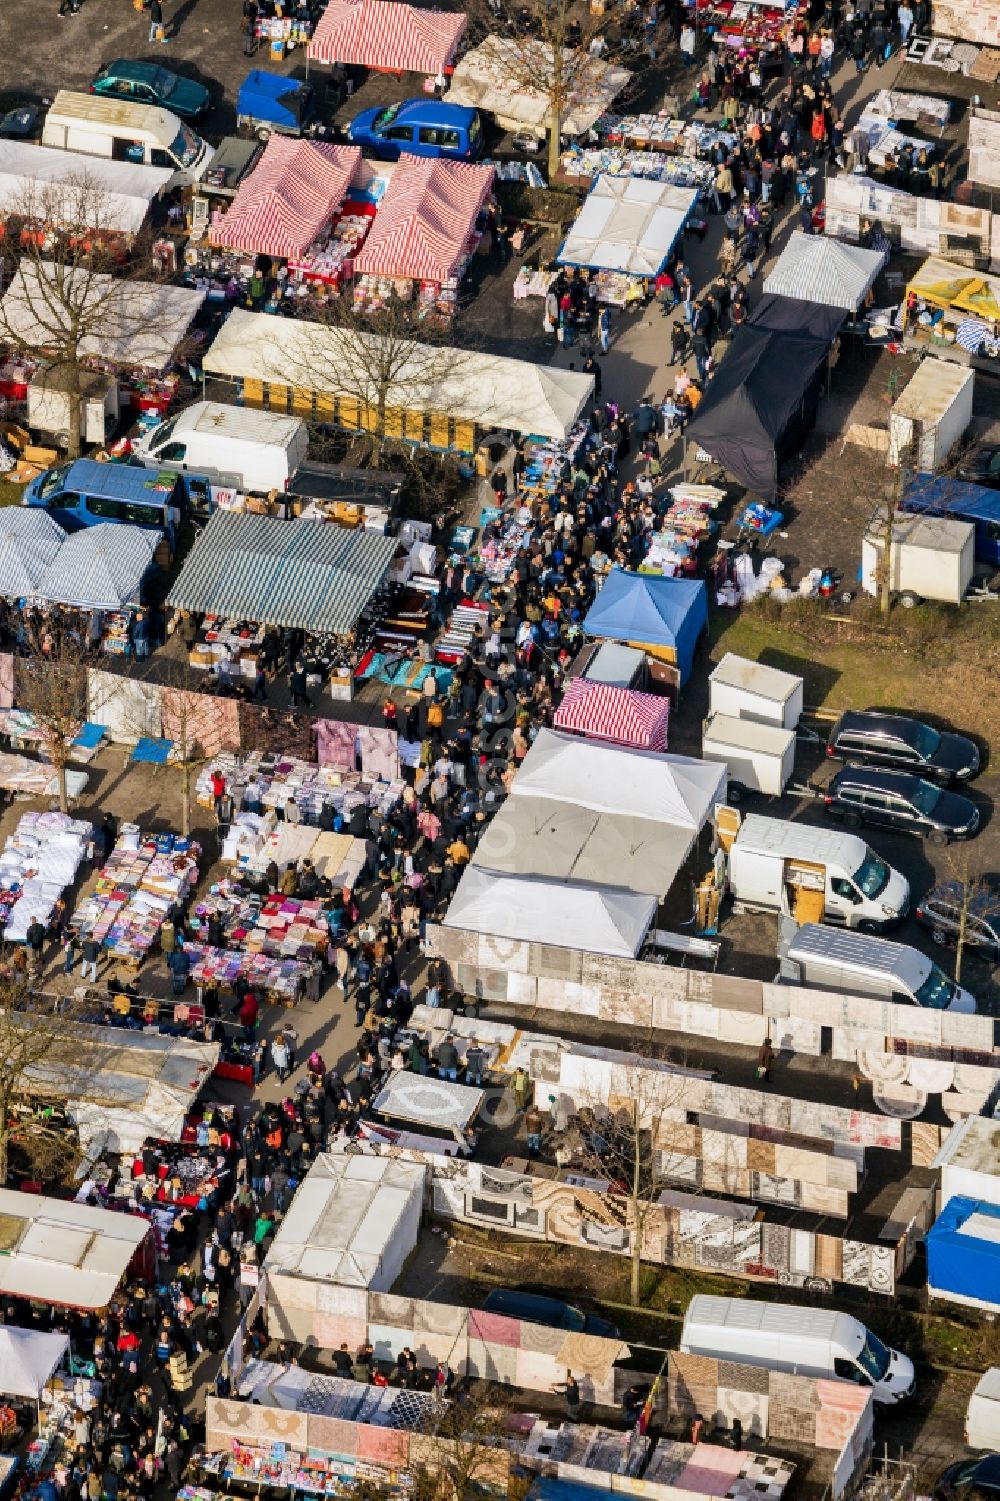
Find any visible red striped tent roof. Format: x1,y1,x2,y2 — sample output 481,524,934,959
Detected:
554,678,669,751
354,153,493,283
308,0,467,72
210,139,362,259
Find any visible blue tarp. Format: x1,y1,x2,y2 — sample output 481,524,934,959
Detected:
903,473,1000,527
236,70,313,131
581,568,707,683
926,1195,1000,1310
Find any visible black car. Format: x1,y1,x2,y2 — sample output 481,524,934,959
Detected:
956,443,1000,491
0,104,43,140
826,710,979,784
823,768,979,845
935,1455,1000,1501
915,880,1000,964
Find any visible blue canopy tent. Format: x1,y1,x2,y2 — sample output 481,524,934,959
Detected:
581,568,707,684
926,1195,1000,1313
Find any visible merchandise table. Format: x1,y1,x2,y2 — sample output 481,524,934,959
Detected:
197,751,402,828
186,943,308,1003
70,826,200,965
0,810,92,944
560,145,714,191
191,881,337,961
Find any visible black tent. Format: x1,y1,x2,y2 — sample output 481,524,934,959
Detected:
749,292,846,343
686,320,833,497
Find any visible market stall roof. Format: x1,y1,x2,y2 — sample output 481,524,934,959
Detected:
445,866,656,957
210,138,362,260
582,568,708,683
0,1327,69,1400
748,292,847,343
447,36,631,139
0,509,67,598
34,523,160,611
264,1152,425,1288
0,263,206,372
203,309,594,441
905,254,1000,322
0,141,172,237
0,1188,151,1310
354,153,494,283
554,677,669,750
166,510,398,635
558,176,697,277
685,325,832,498
762,231,886,312
373,1072,484,1131
308,0,467,71
969,107,1000,190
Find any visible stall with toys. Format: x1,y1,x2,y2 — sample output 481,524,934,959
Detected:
695,0,807,66
288,200,376,291
901,255,1000,359
209,138,363,269
560,117,735,192
640,484,724,576
69,826,200,969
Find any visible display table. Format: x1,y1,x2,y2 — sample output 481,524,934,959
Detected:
0,810,92,944
70,826,200,966
560,144,714,191
192,881,337,962
0,752,88,802
197,752,402,832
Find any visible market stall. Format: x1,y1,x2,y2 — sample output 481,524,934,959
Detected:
582,568,709,684
0,142,173,244
353,154,494,319
901,254,1000,358
560,116,734,191
447,37,630,140
0,811,92,944
0,754,88,802
307,0,467,75
824,175,1000,272
210,138,362,260
0,509,65,596
30,523,160,625
553,678,669,751
694,0,806,66
444,867,657,958
0,1187,152,1309
557,176,698,306
866,88,951,131
70,825,200,969
762,231,886,313
196,750,401,837
202,308,595,451
641,483,723,576
0,1329,68,1405
855,110,939,168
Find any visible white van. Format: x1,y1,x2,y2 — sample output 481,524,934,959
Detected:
781,924,976,1013
967,1368,1000,1449
727,814,909,932
133,401,309,494
680,1296,915,1405
42,91,211,187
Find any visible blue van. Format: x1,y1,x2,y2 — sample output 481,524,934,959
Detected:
25,460,188,547
902,474,1000,569
347,99,483,161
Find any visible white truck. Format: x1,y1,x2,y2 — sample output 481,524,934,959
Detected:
862,509,975,607
779,922,976,1013
680,1295,915,1405
133,401,309,493
726,813,909,932
967,1368,1000,1448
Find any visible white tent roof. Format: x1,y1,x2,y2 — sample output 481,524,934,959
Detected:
445,867,656,957
204,309,593,442
0,1188,151,1309
34,523,160,611
0,264,206,372
264,1152,425,1286
0,142,173,236
762,230,887,312
559,176,698,277
512,729,725,828
0,1327,69,1400
447,36,630,139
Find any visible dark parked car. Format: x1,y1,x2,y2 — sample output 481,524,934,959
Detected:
90,60,210,120
823,768,979,845
483,1288,620,1340
826,711,979,784
935,1455,1000,1501
956,444,1000,491
915,879,1000,964
0,104,43,140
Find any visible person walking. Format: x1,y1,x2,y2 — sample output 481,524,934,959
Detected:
81,934,101,984
149,0,165,42
289,658,312,710
757,1035,775,1082
597,306,611,354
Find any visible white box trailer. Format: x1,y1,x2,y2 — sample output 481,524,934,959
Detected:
888,361,974,471
933,1116,1000,1210
862,509,975,606
967,1368,1000,1449
28,367,119,447
708,653,803,729
702,713,796,800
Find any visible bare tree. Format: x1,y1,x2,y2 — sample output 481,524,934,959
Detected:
343,1392,514,1501
940,852,1000,989
14,615,89,814
140,656,237,838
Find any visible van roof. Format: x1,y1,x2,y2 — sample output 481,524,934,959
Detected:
686,1294,852,1342
734,813,865,863
48,89,182,138
59,459,177,506
786,924,929,984
165,401,304,446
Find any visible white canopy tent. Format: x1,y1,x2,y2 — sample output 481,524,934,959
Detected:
0,1188,151,1309
203,309,594,443
0,142,172,238
264,1152,424,1291
558,177,698,278
446,37,630,139
444,867,656,957
0,1327,69,1401
762,231,887,312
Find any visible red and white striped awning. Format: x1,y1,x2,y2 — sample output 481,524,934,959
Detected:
354,153,493,283
308,0,467,73
554,678,669,751
210,139,362,259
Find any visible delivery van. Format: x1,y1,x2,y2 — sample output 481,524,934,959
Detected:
25,459,184,547
680,1296,915,1405
780,924,976,1013
42,90,211,186
133,401,309,493
967,1368,1000,1449
726,813,909,932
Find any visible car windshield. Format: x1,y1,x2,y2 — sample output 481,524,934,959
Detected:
170,122,201,168
38,464,69,500
910,781,942,815
913,963,958,1010
154,69,177,97
906,721,941,758
856,1329,891,1383
374,103,401,131
148,414,178,449
853,848,890,899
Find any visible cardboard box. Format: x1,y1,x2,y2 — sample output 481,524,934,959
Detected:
0,422,30,452
23,444,59,467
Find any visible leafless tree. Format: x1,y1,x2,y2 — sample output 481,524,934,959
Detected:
940,851,1000,989
14,615,89,814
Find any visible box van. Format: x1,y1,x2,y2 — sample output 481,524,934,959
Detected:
966,1368,1000,1449
133,401,309,493
780,924,976,1013
25,459,184,548
347,99,483,161
42,90,211,187
680,1295,915,1405
726,813,909,933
